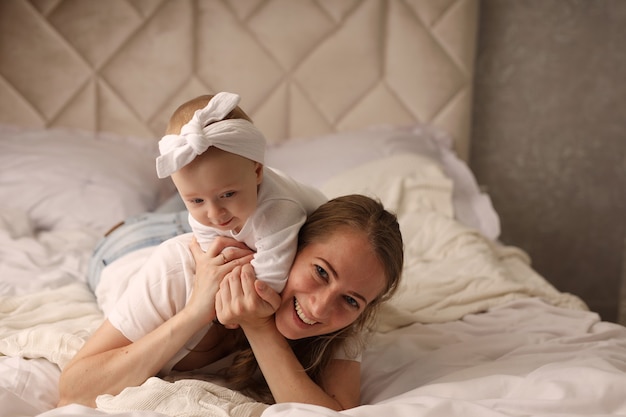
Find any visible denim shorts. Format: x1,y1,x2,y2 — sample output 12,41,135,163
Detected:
86,210,191,292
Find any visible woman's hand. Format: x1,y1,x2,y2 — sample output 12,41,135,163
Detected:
186,236,255,325
215,264,282,329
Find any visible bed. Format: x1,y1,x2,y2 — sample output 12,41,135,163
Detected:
1,1,626,416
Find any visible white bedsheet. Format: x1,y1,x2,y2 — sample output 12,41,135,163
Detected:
273,299,626,417
1,154,624,417
320,155,587,328
5,299,625,417
0,208,99,297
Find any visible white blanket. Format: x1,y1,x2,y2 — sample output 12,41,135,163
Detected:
0,208,103,369
0,155,602,417
321,155,587,329
0,282,102,369
96,377,268,417
15,299,626,417
264,299,626,417
0,207,99,297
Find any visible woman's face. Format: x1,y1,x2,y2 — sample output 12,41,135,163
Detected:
275,227,386,340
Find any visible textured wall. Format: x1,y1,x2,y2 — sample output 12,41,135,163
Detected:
0,0,477,157
471,0,626,322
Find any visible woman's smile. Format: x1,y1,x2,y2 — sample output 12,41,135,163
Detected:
294,298,317,325
275,228,386,340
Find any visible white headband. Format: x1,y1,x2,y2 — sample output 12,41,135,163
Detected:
156,92,266,178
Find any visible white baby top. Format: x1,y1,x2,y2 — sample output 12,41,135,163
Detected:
189,166,327,293
107,233,361,376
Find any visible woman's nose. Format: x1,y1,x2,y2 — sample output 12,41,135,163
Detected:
310,290,334,320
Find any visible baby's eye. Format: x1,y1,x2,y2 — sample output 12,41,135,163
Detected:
189,198,204,204
221,191,236,199
344,295,360,309
315,264,329,281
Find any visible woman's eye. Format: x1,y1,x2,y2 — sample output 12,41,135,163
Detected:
345,296,360,309
315,264,329,281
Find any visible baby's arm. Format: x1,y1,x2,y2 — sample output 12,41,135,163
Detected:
250,200,308,292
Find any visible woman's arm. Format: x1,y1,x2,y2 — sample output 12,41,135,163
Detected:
58,308,208,407
215,266,361,410
58,237,253,407
244,320,361,410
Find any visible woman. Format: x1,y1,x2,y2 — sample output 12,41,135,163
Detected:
58,195,403,410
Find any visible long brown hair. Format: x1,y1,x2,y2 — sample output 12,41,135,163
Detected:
222,194,404,403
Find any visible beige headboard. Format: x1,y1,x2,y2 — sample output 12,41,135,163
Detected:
0,0,478,160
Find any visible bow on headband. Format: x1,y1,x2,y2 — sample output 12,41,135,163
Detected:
156,92,266,178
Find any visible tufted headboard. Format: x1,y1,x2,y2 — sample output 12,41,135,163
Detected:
0,0,478,160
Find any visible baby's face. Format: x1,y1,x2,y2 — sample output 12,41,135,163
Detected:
171,148,262,233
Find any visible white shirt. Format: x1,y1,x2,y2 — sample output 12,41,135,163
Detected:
107,233,361,376
189,166,327,293
107,233,207,374
108,168,327,373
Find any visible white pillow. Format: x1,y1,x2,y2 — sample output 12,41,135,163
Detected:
266,124,500,240
321,154,455,219
0,125,173,234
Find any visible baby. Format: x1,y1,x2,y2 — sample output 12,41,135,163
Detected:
155,92,327,292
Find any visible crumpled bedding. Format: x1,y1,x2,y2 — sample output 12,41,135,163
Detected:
96,377,268,417
7,299,626,417
320,154,587,329
0,282,102,369
0,208,99,297
0,154,601,417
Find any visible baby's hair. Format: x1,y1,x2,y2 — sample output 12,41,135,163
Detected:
165,94,253,135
